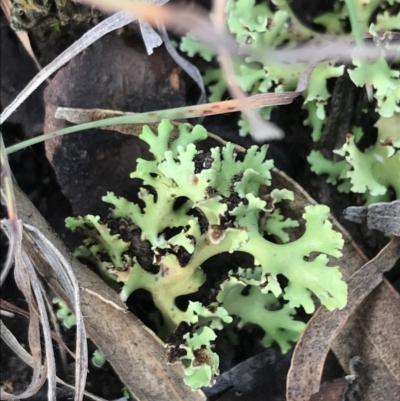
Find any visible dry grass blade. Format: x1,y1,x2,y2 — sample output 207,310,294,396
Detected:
0,219,47,400
53,89,298,120
23,223,88,401
1,199,87,400
1,218,57,400
1,314,108,401
21,251,57,401
46,58,318,144
0,319,35,367
0,135,18,286
157,23,206,105
5,87,302,155
286,237,400,401
139,0,170,55
1,308,105,401
1,298,76,358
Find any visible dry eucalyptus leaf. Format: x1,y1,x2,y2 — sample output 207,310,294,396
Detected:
287,237,400,401
343,201,400,236
332,279,400,401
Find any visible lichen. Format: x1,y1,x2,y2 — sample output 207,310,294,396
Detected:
66,120,347,389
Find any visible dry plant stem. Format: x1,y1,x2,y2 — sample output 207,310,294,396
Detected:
286,236,400,401
12,184,206,401
0,11,135,125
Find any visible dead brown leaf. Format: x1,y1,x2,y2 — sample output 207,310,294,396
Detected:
332,279,400,401
287,237,400,401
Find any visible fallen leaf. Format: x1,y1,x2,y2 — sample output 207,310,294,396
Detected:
332,279,400,401
286,237,400,401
